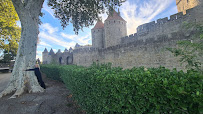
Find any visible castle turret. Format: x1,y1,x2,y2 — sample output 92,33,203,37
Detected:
56,49,62,54
43,48,48,53
75,43,81,49
69,47,73,53
91,19,104,48
176,0,200,14
104,9,127,48
42,48,48,64
64,48,68,52
49,48,55,55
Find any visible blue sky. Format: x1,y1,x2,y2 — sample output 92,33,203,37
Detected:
36,0,178,60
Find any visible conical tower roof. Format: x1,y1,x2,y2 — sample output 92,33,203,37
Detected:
57,49,62,53
49,48,55,55
43,48,48,53
92,20,104,29
69,47,73,51
105,9,126,22
64,48,68,52
75,43,81,48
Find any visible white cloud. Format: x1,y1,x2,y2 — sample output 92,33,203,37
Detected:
53,49,57,52
60,33,77,40
99,13,108,23
120,0,174,35
39,41,52,47
37,51,42,55
42,2,55,19
61,32,91,45
36,50,42,61
40,23,58,34
39,31,76,49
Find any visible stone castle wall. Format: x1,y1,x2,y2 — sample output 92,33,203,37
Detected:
99,32,188,70
73,4,203,70
73,48,100,66
43,51,73,65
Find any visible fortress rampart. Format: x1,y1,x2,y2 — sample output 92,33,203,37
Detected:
121,6,203,44
43,3,203,70
73,3,203,70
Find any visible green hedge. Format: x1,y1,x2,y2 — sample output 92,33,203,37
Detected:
41,63,203,114
40,64,62,81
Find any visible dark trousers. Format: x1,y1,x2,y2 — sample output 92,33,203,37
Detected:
36,74,46,89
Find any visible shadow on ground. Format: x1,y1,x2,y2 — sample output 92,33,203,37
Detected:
0,73,85,114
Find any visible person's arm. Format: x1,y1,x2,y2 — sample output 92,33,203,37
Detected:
25,68,35,71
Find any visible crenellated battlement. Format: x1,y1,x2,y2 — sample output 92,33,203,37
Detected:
43,2,203,69
104,31,191,53
73,47,99,53
43,49,72,55
121,6,202,44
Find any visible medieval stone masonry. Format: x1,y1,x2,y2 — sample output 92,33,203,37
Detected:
43,1,203,70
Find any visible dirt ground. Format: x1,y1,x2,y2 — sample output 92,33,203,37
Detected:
0,73,85,114
0,72,11,93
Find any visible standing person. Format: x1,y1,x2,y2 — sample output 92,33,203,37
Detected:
25,64,46,89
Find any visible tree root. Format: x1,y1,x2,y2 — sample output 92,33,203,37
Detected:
29,85,44,93
0,82,44,98
0,61,44,98
0,83,16,98
10,86,26,98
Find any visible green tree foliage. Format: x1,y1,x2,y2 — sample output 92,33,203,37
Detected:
0,0,21,54
167,22,203,73
48,0,126,34
0,49,16,63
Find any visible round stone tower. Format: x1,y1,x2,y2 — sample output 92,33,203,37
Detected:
91,20,104,48
104,9,127,48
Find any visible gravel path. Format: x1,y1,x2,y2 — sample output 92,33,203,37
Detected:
0,73,85,114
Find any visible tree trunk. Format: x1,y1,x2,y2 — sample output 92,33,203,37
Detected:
0,0,45,98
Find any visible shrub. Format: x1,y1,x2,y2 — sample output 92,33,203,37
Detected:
40,64,62,81
41,63,203,114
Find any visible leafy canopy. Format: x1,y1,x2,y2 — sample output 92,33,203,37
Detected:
0,49,16,63
0,0,21,54
48,0,126,34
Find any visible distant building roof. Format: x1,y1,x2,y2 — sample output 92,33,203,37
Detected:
69,47,73,50
75,43,81,48
43,48,48,53
64,48,68,52
92,20,104,29
105,9,126,22
57,49,62,53
49,48,55,55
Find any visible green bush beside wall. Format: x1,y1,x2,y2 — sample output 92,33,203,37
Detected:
40,64,62,81
41,64,203,114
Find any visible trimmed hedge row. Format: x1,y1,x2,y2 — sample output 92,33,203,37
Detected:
40,64,62,81
41,64,203,114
